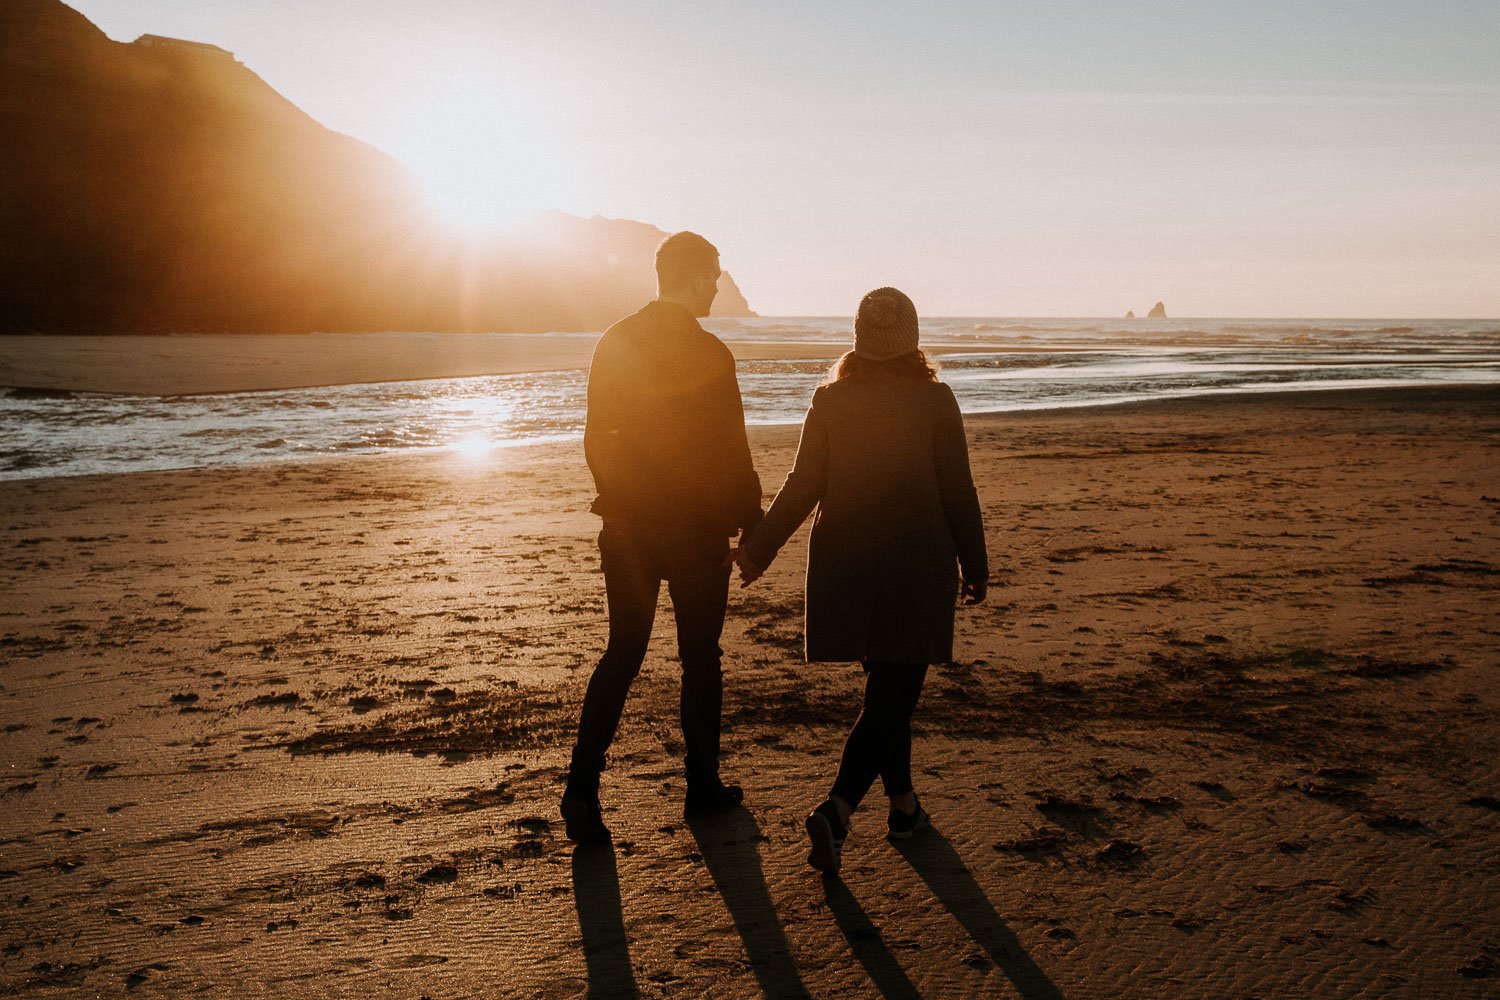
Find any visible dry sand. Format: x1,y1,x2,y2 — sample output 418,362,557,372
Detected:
1,385,1498,997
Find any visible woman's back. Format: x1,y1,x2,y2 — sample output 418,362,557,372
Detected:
810,372,954,549
743,366,986,663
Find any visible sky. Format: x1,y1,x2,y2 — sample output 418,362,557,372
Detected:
68,1,1500,317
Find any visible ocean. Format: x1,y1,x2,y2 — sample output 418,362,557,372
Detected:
3,317,1497,480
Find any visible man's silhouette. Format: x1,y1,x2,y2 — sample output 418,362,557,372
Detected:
562,232,763,844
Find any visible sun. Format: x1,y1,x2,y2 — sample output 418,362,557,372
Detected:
413,155,552,235
385,78,574,236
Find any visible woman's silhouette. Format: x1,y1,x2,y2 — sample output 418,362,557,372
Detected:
736,287,988,875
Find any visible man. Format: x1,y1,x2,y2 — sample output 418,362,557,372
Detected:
561,232,763,844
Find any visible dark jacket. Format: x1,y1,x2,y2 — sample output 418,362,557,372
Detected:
743,374,987,663
585,300,763,534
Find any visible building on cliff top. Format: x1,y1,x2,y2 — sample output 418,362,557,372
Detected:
133,34,237,61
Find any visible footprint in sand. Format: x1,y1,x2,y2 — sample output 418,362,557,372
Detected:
1096,839,1145,864
124,962,169,990
349,695,382,714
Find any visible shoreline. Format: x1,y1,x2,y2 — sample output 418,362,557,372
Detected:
5,325,1495,396
0,332,1050,396
3,382,1497,486
969,379,1500,419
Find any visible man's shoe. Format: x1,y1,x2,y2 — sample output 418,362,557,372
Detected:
806,799,848,875
561,794,610,845
886,795,930,840
683,782,744,818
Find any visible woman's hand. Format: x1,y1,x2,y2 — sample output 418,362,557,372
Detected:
726,547,765,589
960,577,988,605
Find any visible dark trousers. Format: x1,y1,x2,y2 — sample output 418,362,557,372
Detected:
829,662,929,810
568,521,731,795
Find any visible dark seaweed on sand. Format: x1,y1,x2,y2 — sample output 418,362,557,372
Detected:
274,641,1471,793
282,688,569,757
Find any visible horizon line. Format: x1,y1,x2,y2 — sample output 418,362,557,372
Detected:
721,315,1500,322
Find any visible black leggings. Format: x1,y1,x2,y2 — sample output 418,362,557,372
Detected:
829,662,928,811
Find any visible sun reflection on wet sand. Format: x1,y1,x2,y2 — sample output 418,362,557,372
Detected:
449,430,498,462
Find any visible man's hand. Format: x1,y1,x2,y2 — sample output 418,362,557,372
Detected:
960,577,988,605
727,546,765,589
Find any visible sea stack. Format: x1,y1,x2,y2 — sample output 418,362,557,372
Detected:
1125,310,1135,319
1147,302,1167,318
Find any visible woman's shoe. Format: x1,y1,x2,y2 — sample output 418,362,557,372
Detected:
805,799,849,875
886,795,930,840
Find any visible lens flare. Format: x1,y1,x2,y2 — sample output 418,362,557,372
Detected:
450,430,496,460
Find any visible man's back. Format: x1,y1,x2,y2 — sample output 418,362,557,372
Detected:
585,299,762,534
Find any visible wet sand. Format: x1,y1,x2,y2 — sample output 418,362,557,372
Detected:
0,332,608,396
1,385,1497,996
0,332,1015,396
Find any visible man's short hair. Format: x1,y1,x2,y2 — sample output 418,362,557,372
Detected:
655,231,719,290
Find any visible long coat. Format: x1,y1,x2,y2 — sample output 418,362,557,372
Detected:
743,373,988,663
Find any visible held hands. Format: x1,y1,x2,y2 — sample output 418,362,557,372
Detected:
723,546,765,589
960,577,988,606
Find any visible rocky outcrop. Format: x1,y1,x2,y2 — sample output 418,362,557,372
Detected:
1124,310,1135,319
0,1,754,333
714,271,755,317
1147,302,1167,318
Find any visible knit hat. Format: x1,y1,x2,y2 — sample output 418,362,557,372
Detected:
854,287,919,360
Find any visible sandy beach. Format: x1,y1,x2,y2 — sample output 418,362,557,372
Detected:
2,384,1498,997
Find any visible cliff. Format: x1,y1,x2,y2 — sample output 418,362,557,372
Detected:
0,1,754,334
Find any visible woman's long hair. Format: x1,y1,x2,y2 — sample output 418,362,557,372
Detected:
827,349,940,384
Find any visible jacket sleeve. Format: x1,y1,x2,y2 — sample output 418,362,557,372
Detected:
583,338,627,498
935,383,988,585
720,355,765,532
742,389,828,570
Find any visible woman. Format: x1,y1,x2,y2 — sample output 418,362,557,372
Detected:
736,287,987,875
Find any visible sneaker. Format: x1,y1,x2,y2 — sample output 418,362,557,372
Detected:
886,796,930,841
805,799,848,875
683,781,744,818
560,793,610,845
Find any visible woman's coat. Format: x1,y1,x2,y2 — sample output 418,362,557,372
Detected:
743,373,988,664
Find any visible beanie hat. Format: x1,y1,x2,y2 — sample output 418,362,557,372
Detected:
854,287,920,360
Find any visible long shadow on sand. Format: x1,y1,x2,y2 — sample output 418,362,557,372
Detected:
823,877,922,999
571,843,640,999
688,807,811,999
893,828,1064,1000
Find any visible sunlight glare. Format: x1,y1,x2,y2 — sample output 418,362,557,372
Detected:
386,78,574,235
450,430,498,462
